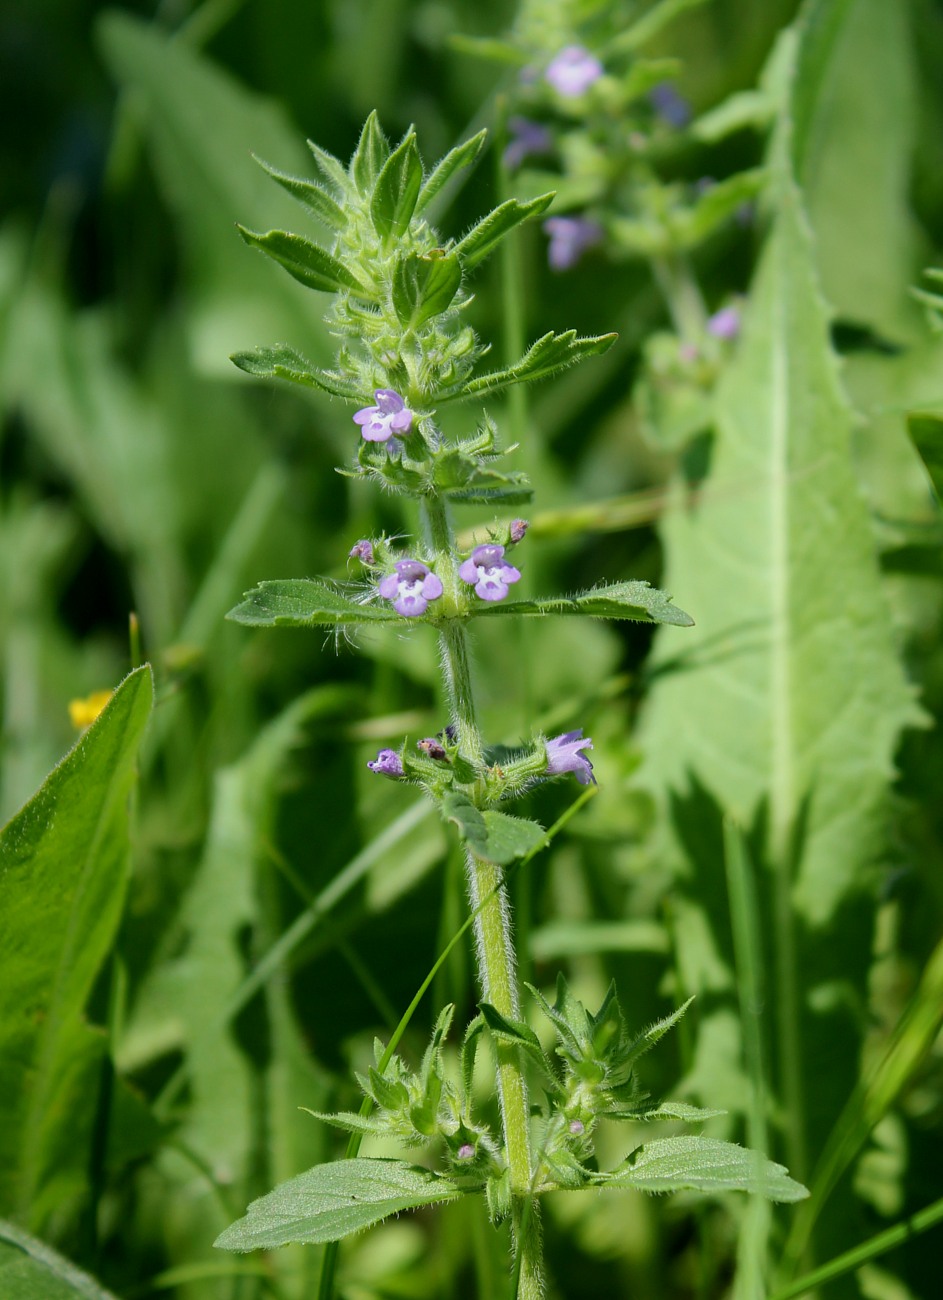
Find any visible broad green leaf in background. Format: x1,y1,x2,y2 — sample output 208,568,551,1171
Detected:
791,0,923,341
0,667,153,1234
908,412,943,505
215,1159,462,1251
0,1218,120,1300
97,12,331,372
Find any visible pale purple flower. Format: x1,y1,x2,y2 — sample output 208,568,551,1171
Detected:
569,1119,586,1136
353,389,414,442
545,45,603,97
509,518,529,544
708,306,741,340
349,538,375,565
459,544,521,603
545,729,596,785
504,116,553,170
650,82,691,128
378,559,444,617
456,1142,476,1161
367,748,404,777
543,216,603,271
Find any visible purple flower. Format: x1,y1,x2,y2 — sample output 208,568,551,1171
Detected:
543,216,603,271
378,559,444,617
417,737,447,760
504,116,553,170
650,82,691,128
349,538,375,565
456,1142,476,1161
508,518,529,544
569,1119,586,1136
545,730,596,785
708,306,741,340
353,389,414,442
367,748,404,777
545,45,603,97
459,544,521,603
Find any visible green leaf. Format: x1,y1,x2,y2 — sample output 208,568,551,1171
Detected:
230,343,365,399
635,1100,727,1122
478,1004,543,1053
415,131,487,216
371,134,423,242
0,668,153,1231
791,0,922,340
350,111,390,194
599,1137,808,1201
236,227,368,296
607,0,710,54
460,331,618,400
392,252,463,330
480,811,546,865
431,447,531,503
226,579,404,628
307,140,350,191
253,155,346,229
215,1158,462,1250
907,412,943,505
441,792,488,857
669,169,766,248
454,194,555,270
471,581,694,627
0,1218,120,1300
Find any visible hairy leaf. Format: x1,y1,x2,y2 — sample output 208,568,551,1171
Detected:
350,111,390,194
371,134,423,242
253,155,346,229
236,227,368,296
392,251,463,329
599,1137,808,1202
454,194,555,270
459,331,618,400
0,1218,120,1300
215,1159,462,1250
227,579,403,627
415,131,487,215
472,581,694,627
230,344,365,399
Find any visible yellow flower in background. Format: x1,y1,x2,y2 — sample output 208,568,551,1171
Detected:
68,689,114,730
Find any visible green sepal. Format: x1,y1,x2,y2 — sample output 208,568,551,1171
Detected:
371,133,424,243
357,442,430,495
451,752,480,784
454,193,555,269
478,1003,544,1055
367,1066,410,1112
470,580,694,627
416,130,488,215
350,110,390,194
484,1166,512,1225
236,226,369,296
226,579,404,628
253,155,345,229
669,168,766,248
458,331,618,400
214,1158,463,1250
230,344,365,399
392,251,463,329
595,1136,809,1202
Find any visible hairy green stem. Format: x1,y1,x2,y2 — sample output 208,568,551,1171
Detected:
422,493,544,1298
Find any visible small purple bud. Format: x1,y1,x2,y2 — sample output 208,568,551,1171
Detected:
650,82,692,128
417,737,448,761
349,539,375,565
545,45,603,97
544,729,596,786
504,116,553,170
459,543,522,603
569,1119,586,1136
508,518,529,544
456,1143,476,1161
707,306,741,341
543,216,603,272
353,389,415,443
367,748,404,778
378,559,444,617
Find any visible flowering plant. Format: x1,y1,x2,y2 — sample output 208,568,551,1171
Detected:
215,114,805,1298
